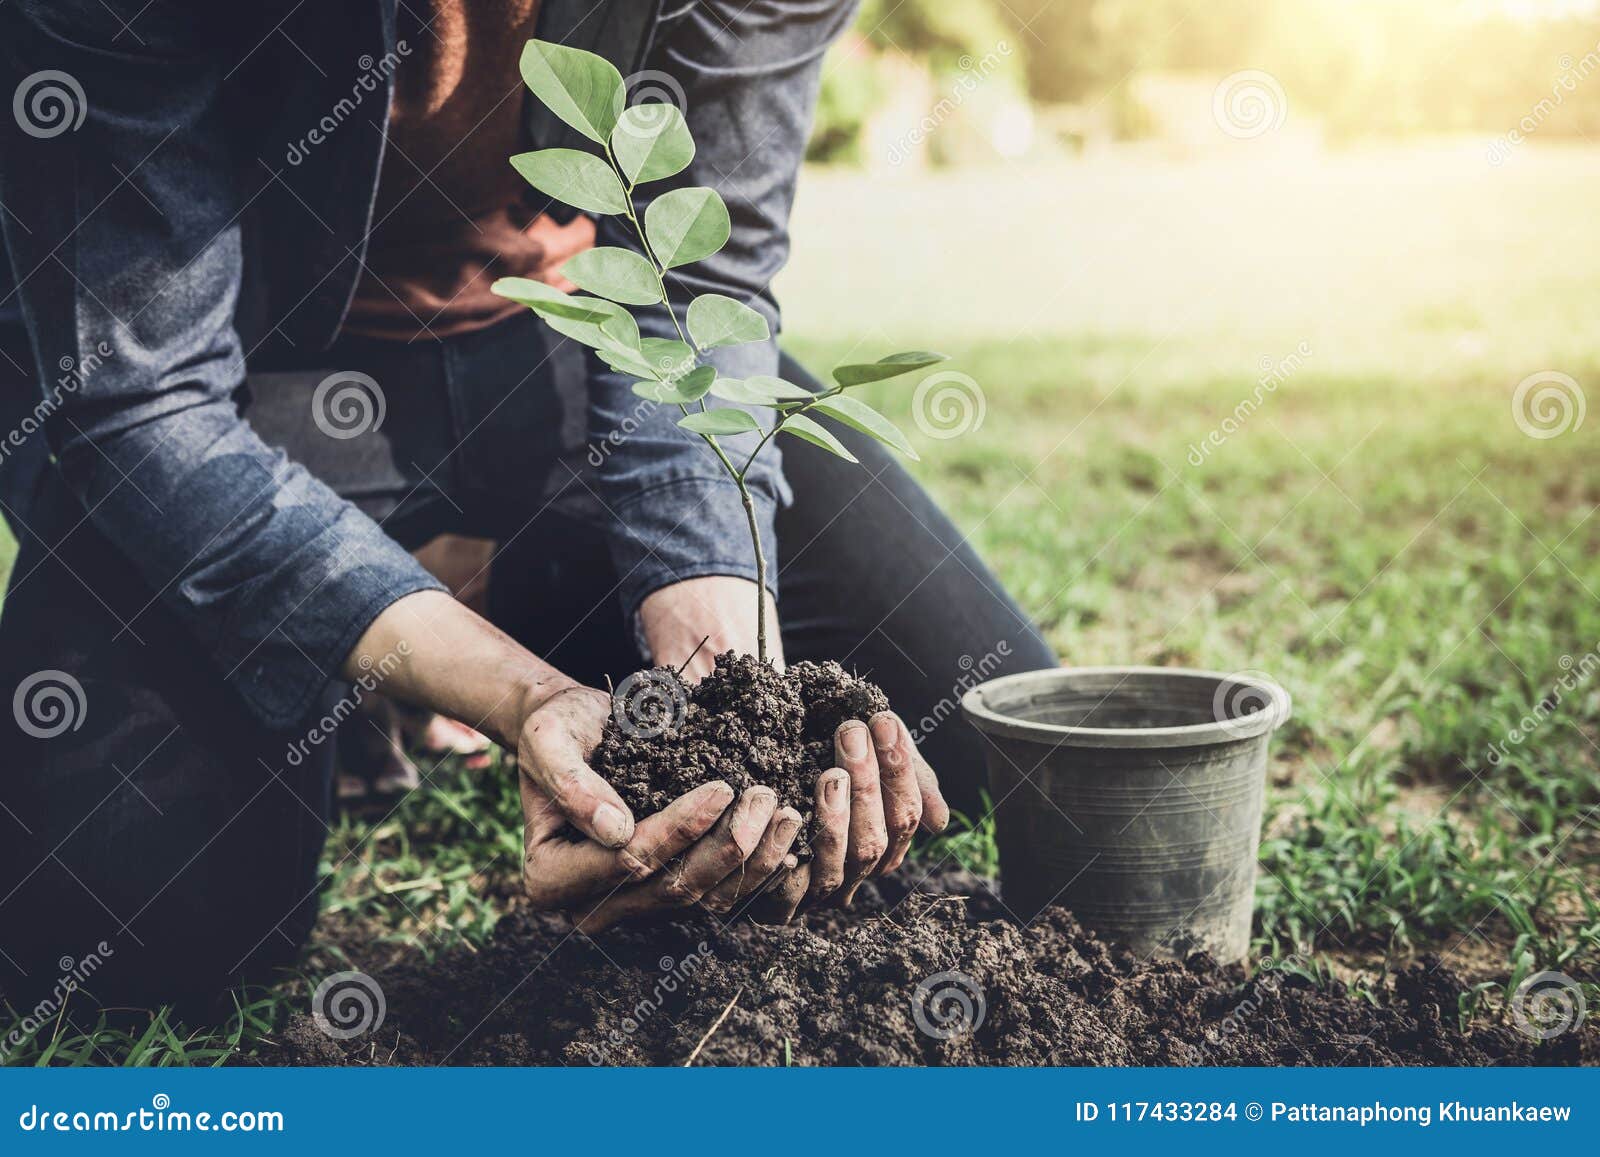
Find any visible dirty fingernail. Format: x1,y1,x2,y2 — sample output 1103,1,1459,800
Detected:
838,721,869,758
870,712,898,747
776,813,799,842
593,803,631,847
823,772,846,808
697,780,735,814
732,789,774,850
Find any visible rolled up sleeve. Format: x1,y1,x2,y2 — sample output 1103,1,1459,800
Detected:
588,0,858,623
0,0,442,729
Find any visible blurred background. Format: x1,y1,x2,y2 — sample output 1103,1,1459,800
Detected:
777,0,1600,977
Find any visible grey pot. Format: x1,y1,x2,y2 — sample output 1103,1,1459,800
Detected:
961,666,1290,964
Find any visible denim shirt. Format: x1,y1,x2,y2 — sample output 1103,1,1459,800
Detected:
0,0,855,729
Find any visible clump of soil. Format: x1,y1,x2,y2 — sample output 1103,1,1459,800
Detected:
591,653,889,855
260,868,1596,1067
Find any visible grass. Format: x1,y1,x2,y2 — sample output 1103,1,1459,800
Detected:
4,143,1599,1062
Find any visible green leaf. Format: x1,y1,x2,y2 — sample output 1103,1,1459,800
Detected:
510,149,627,215
831,350,949,388
612,104,694,185
709,376,812,406
678,408,762,436
491,277,615,323
810,395,919,460
596,303,641,348
503,286,641,363
519,40,624,144
638,338,696,381
599,346,659,378
674,364,717,401
686,294,769,350
780,413,858,463
644,187,730,269
745,376,816,403
634,365,715,405
562,247,661,305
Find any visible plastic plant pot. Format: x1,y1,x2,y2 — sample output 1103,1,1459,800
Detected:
961,666,1291,963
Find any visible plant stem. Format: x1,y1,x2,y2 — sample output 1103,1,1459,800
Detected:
705,434,770,665
607,144,769,662
740,481,769,666
606,143,698,358
738,385,844,478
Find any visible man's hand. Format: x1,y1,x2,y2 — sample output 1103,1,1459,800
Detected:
635,581,954,922
639,575,782,681
513,682,800,930
752,710,951,923
342,590,792,931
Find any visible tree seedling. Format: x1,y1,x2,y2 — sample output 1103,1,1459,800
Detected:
494,40,945,664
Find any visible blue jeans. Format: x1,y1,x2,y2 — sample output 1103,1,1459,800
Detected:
0,310,1054,1010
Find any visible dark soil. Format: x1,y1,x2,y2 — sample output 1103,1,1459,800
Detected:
590,653,889,856
259,867,1596,1067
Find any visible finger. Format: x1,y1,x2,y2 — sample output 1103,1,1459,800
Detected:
870,712,924,873
750,862,810,925
805,768,850,906
527,718,634,849
574,787,774,933
911,751,950,835
617,780,735,879
671,787,775,901
835,721,888,902
704,806,801,913
523,781,731,911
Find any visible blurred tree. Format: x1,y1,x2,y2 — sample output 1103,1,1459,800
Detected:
1000,0,1120,103
808,45,884,164
857,0,1015,72
811,0,1600,162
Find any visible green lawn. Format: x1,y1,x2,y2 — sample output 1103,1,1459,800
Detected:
4,143,1598,1062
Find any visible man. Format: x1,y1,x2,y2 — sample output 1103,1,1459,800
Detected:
0,0,1053,1010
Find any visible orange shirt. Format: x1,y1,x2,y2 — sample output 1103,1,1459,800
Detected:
342,0,595,340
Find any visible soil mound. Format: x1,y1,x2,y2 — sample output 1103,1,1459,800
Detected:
260,869,1595,1066
591,653,889,856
